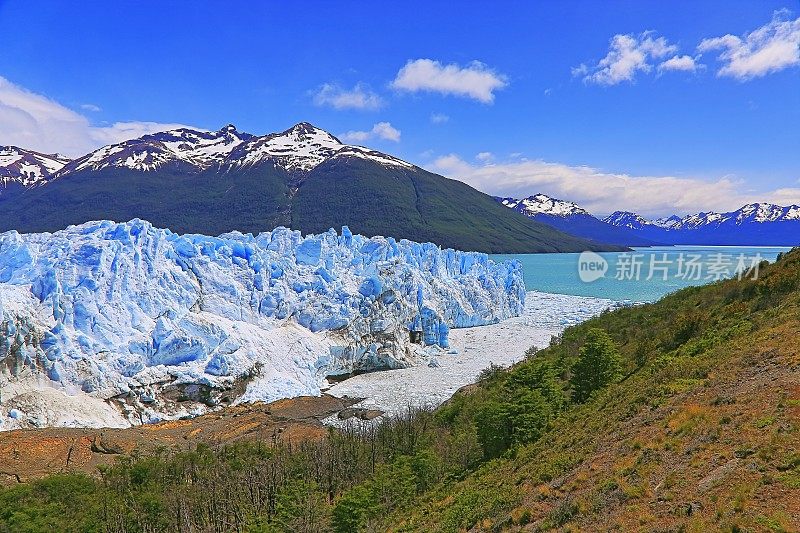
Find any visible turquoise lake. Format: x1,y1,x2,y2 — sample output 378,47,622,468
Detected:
492,246,792,302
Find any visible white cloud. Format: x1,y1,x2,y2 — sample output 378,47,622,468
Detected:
698,11,800,80
428,154,800,217
371,122,401,141
658,54,699,73
312,82,383,110
0,76,193,157
475,151,494,163
340,121,401,143
571,64,589,77
430,112,449,124
80,103,101,112
391,59,508,103
581,32,678,85
90,122,200,146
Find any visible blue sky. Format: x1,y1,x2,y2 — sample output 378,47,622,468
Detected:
0,0,798,216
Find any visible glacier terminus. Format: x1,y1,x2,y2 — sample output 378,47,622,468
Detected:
0,219,525,429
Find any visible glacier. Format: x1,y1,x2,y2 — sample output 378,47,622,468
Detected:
0,219,524,428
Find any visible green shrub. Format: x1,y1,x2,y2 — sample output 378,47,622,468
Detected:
570,328,622,403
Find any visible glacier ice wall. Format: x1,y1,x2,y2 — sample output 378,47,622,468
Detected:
0,220,524,424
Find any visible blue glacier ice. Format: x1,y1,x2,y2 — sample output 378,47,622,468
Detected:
0,219,524,423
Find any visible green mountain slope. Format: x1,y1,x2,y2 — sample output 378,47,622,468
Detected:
293,156,607,252
0,163,294,237
0,158,622,253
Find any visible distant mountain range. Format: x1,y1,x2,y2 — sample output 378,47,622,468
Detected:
497,194,660,247
0,124,621,254
498,194,800,247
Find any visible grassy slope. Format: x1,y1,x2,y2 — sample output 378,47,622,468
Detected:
392,251,800,532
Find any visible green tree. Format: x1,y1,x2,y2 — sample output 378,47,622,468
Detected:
504,359,565,446
509,389,556,446
505,359,565,410
634,337,656,368
569,328,622,403
267,479,330,533
474,400,512,459
332,485,378,533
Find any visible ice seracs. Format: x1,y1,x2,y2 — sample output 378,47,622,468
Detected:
0,220,524,430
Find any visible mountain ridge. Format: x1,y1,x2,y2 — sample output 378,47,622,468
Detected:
496,194,660,247
603,203,800,245
498,193,800,247
603,202,800,230
0,146,69,196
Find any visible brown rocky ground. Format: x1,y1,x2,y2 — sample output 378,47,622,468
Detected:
0,394,363,485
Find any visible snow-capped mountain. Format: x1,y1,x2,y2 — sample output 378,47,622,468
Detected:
652,215,683,229
498,194,800,247
496,194,656,247
0,146,70,194
498,194,590,217
603,203,800,246
56,122,411,177
61,124,254,174
605,204,800,231
602,211,656,231
680,203,800,228
0,124,614,254
227,122,412,172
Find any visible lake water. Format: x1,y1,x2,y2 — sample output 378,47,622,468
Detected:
492,245,792,302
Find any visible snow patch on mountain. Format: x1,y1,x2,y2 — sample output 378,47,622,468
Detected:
652,215,683,229
228,122,340,172
734,203,800,224
0,146,70,189
56,122,413,177
0,220,524,430
498,194,590,218
66,125,253,173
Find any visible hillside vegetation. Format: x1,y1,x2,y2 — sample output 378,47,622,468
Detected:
1,250,798,532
